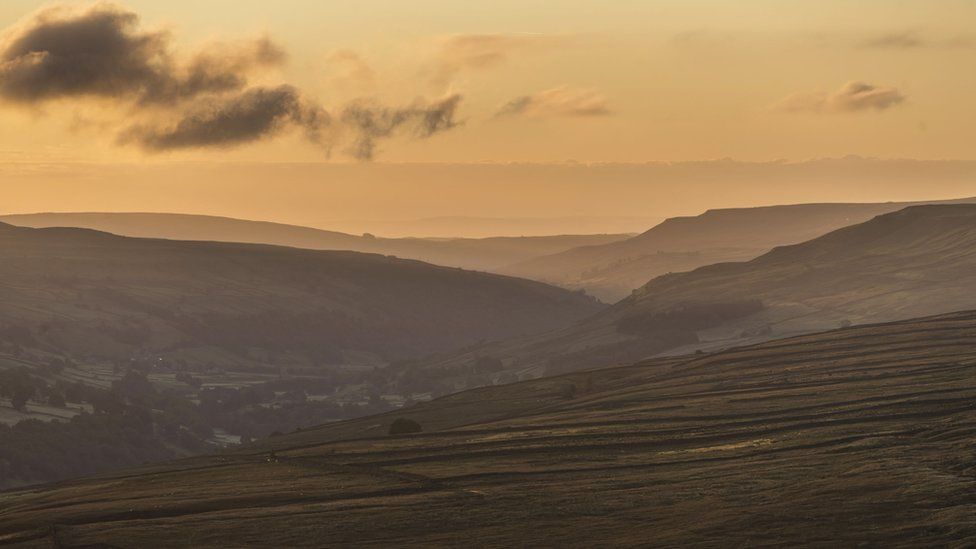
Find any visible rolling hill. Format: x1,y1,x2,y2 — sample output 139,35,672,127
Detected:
0,222,606,488
502,197,976,301
0,213,630,274
618,203,976,346
0,222,602,370
418,204,976,386
3,310,975,546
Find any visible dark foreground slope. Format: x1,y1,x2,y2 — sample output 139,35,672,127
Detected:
0,212,629,273
503,197,976,301
0,222,601,367
3,311,976,547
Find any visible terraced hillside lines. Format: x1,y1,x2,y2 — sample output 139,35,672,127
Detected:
3,312,976,547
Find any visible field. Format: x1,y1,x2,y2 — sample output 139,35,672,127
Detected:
2,311,976,546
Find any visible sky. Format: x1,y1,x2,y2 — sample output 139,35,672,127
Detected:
0,1,975,234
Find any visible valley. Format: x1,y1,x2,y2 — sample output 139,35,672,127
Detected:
0,213,630,274
0,222,601,488
422,204,976,385
504,198,976,301
3,311,975,546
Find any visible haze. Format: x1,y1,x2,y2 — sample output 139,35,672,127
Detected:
1,1,975,235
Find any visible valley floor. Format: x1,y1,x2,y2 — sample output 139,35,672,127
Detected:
3,312,976,547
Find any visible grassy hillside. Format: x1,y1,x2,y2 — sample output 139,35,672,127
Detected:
0,212,630,273
0,223,605,487
416,203,976,387
503,197,976,301
620,203,976,345
0,221,601,368
3,311,975,546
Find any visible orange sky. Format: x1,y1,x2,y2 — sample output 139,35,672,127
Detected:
3,159,976,237
0,1,974,234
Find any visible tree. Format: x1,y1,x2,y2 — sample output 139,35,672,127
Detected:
115,370,154,403
388,417,422,435
48,393,67,408
11,387,32,412
91,391,125,416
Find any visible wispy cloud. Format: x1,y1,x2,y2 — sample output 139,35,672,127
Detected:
338,94,462,160
431,33,570,87
859,30,976,50
670,29,740,49
495,87,611,119
327,49,376,89
860,31,927,49
775,82,906,114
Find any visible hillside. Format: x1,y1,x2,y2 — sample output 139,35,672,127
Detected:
0,222,602,369
620,203,976,344
0,213,630,273
502,197,976,301
3,311,976,546
417,203,976,387
0,222,606,487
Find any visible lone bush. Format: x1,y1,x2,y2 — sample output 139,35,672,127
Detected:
388,417,423,435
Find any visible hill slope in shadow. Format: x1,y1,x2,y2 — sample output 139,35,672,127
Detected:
0,222,602,370
0,212,630,274
502,197,976,301
421,204,976,385
2,311,975,546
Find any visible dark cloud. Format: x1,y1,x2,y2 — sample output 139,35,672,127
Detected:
123,88,460,158
776,82,906,113
496,87,611,118
163,37,285,105
340,94,462,160
121,85,326,150
0,4,281,105
0,3,462,159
